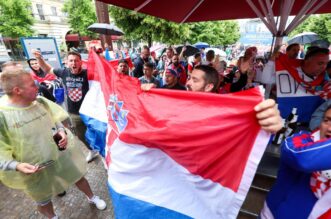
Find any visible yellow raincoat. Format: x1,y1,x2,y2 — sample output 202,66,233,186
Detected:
0,96,86,202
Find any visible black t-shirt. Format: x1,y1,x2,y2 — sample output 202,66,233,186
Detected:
162,83,187,90
133,57,145,78
53,68,89,114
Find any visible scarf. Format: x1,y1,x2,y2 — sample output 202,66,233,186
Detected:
311,171,331,199
310,131,331,199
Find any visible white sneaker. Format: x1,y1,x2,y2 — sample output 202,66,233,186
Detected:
88,195,107,210
86,150,99,163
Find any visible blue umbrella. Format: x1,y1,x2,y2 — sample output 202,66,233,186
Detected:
193,42,210,49
176,45,200,57
311,39,330,49
287,32,319,45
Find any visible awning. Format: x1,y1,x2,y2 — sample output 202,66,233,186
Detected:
98,0,331,23
65,34,92,42
98,0,330,46
65,34,123,42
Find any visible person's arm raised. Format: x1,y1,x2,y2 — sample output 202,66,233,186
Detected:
32,50,54,74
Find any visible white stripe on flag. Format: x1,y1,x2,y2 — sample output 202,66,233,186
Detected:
228,130,270,218
79,80,108,123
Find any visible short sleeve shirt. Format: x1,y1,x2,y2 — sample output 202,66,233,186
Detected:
53,68,89,114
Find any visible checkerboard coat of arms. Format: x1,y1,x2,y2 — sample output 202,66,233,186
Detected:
68,87,83,102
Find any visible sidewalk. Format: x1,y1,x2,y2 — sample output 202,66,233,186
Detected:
0,139,114,219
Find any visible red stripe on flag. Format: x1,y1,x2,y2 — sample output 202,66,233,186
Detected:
319,208,331,219
85,55,133,80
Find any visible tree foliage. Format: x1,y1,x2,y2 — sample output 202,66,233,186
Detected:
109,6,190,46
188,21,240,46
0,0,34,38
63,0,97,37
290,14,331,43
109,6,240,47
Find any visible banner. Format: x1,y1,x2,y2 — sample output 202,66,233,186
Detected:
20,37,62,69
82,51,270,219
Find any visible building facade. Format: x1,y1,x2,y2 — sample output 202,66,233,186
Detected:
30,0,70,49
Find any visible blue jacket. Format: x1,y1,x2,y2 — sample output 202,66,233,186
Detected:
263,131,331,219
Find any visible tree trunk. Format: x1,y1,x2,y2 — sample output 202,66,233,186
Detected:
95,1,113,51
148,37,152,48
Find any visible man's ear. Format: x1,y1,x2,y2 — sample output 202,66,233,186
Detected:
12,86,21,95
204,83,214,92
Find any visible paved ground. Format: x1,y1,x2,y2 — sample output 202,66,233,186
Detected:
0,139,115,219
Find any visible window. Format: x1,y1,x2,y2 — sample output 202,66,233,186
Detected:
27,6,34,17
36,4,45,20
51,7,57,16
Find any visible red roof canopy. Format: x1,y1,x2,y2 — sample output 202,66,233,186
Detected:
65,34,122,42
98,0,331,23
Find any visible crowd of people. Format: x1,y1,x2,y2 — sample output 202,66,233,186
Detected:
0,39,331,218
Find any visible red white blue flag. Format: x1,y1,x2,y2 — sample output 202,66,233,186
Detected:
81,51,270,219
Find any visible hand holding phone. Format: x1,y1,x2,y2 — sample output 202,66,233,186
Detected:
16,163,38,174
32,49,42,59
37,160,55,170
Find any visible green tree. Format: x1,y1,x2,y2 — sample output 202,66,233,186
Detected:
62,0,97,37
289,17,312,37
0,0,34,38
290,14,331,43
188,21,240,46
109,6,190,46
309,14,331,43
109,6,240,47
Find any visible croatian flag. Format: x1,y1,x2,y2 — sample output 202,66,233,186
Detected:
84,51,270,219
80,56,133,156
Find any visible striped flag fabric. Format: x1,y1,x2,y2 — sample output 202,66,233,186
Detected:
82,51,270,219
80,56,133,156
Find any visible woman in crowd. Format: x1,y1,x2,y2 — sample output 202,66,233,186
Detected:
27,58,58,102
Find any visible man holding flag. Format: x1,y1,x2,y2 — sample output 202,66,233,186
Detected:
82,49,283,219
186,64,282,133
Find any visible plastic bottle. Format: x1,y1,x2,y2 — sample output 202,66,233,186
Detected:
272,119,286,145
286,108,297,125
285,115,298,137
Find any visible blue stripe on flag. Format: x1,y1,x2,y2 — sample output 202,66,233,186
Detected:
108,184,193,219
80,113,107,156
